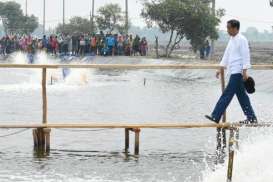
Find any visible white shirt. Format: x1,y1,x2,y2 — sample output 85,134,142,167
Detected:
220,33,251,75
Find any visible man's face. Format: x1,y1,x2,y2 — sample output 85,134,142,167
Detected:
227,23,238,36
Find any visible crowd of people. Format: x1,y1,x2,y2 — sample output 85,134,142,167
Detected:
0,31,149,58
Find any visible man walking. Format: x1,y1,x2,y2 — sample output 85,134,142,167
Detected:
205,19,258,124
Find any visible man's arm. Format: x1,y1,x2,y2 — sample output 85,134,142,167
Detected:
219,43,229,68
241,38,251,80
216,41,230,79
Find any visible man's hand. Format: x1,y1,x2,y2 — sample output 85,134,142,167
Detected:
243,69,248,81
216,67,224,79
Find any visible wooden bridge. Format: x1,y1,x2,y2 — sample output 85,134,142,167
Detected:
0,63,272,182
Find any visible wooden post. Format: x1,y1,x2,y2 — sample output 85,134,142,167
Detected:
235,128,239,150
216,69,227,163
33,128,51,155
134,128,140,155
33,129,38,148
43,128,51,153
125,128,130,152
37,128,45,151
227,128,235,182
32,68,49,156
42,68,47,124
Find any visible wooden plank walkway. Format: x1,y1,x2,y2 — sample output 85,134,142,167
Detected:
0,122,272,129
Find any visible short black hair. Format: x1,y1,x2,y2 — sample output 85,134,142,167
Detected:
227,19,240,30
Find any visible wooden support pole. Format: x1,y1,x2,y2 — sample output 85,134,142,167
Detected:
216,128,222,151
125,128,130,152
133,128,141,155
43,128,51,153
235,128,239,150
216,69,227,163
42,68,47,124
32,129,38,148
37,128,45,151
227,129,235,182
33,128,51,155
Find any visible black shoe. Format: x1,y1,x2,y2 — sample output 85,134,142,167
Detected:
239,118,258,124
205,115,219,124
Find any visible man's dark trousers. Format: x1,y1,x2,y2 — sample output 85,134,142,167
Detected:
211,73,257,122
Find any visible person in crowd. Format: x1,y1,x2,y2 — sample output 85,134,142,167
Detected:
140,37,148,56
129,34,133,56
5,36,12,54
42,35,48,51
106,34,115,56
90,34,97,55
72,33,79,55
48,36,53,54
62,34,69,55
205,40,211,59
84,34,91,54
123,35,130,56
117,35,124,56
51,36,58,55
97,36,104,56
133,35,141,56
0,36,6,56
79,35,86,56
101,42,109,56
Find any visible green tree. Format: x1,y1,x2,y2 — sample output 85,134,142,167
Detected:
56,16,93,34
141,0,224,57
22,15,39,34
96,3,127,33
0,1,38,34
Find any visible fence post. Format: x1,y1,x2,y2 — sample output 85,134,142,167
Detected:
134,128,141,155
235,128,240,150
125,128,130,153
216,69,227,162
33,67,50,155
227,128,235,182
216,69,227,159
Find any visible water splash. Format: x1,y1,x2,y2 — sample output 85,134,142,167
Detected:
64,67,89,85
201,128,273,182
11,51,28,64
4,51,90,88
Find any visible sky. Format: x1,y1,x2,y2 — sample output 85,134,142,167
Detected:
2,0,273,32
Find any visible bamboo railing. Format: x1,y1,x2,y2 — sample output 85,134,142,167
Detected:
0,63,272,69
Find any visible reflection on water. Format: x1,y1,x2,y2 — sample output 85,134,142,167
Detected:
0,53,273,182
